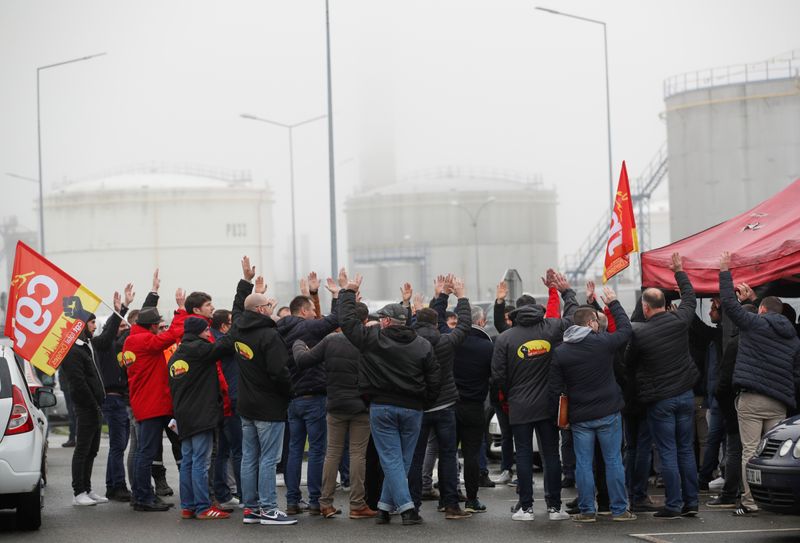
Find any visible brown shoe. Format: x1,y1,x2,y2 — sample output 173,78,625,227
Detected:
320,505,342,518
349,506,378,519
444,506,472,519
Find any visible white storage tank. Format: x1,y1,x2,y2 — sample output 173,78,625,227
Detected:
43,164,274,313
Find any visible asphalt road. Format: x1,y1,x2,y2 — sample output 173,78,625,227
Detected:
2,432,800,543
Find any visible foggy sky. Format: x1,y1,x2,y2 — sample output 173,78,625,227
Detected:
1,0,798,294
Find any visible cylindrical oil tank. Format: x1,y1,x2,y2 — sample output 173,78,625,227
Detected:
664,53,800,241
345,168,558,301
43,165,274,314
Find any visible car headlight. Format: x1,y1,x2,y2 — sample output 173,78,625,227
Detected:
794,440,800,460
779,439,794,457
756,438,767,456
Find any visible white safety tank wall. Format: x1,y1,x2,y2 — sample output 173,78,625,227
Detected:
44,187,274,315
665,78,800,241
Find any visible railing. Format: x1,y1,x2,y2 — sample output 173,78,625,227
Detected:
663,50,800,99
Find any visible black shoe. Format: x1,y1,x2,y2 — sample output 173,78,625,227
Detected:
62,439,76,448
134,501,171,512
478,473,496,488
107,487,131,502
631,501,659,513
154,477,173,497
681,505,699,517
401,509,423,525
154,495,174,508
561,476,575,488
698,480,709,491
376,510,391,524
653,508,681,519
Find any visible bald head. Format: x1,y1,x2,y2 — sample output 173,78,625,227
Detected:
245,293,268,311
641,288,666,320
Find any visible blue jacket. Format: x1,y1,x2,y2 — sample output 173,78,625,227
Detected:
720,271,800,409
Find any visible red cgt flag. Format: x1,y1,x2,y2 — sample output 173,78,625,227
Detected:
603,161,640,283
4,241,102,375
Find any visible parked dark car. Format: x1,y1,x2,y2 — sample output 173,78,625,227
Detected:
746,414,800,514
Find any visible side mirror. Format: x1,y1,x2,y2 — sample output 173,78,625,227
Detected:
35,387,57,409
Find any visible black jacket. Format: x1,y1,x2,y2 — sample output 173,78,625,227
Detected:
490,288,578,424
278,298,338,397
293,333,367,416
720,271,800,409
550,300,632,424
61,331,105,410
94,310,125,396
625,271,699,405
168,333,233,439
229,280,293,421
689,315,723,403
339,289,440,410
453,326,494,403
414,294,471,409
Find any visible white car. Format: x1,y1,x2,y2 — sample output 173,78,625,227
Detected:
0,344,55,530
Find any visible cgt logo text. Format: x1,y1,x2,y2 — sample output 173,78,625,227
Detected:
517,340,551,360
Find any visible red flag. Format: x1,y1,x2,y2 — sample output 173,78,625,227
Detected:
603,161,639,283
4,241,102,375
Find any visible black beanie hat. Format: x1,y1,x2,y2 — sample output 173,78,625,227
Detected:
184,316,209,336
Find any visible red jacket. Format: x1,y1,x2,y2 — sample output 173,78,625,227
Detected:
123,312,186,421
170,310,233,417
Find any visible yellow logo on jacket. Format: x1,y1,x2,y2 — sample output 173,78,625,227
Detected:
121,351,136,367
517,340,551,360
235,342,254,360
170,360,189,379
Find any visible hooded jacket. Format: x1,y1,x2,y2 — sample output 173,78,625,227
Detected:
414,294,472,410
229,279,293,421
720,270,800,409
549,300,632,424
95,308,127,396
490,288,578,425
339,289,440,410
624,271,699,405
168,332,233,439
61,328,106,410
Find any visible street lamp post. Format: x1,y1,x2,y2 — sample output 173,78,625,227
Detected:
240,113,327,284
36,52,106,256
325,0,338,278
535,7,614,211
451,197,496,299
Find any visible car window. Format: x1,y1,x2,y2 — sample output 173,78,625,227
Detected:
0,357,11,399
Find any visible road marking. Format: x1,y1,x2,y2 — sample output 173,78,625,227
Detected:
630,527,800,542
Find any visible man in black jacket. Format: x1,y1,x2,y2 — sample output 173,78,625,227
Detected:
408,275,472,520
61,290,125,506
169,317,233,520
491,271,577,522
231,258,296,526
550,287,635,522
718,251,800,514
625,252,699,519
339,273,440,526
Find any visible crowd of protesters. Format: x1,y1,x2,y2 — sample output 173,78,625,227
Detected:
57,251,800,526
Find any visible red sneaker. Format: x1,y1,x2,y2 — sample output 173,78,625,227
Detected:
196,506,231,520
181,508,196,519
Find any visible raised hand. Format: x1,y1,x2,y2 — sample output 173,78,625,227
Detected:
585,280,596,304
299,277,310,297
541,268,556,289
123,283,135,307
346,273,363,292
736,282,756,303
453,277,466,299
151,268,161,293
264,298,277,316
434,275,446,296
719,251,731,272
113,291,122,312
176,288,186,309
307,272,321,294
338,267,348,288
241,256,256,281
412,292,425,312
496,280,508,302
444,273,456,295
669,252,683,273
325,277,341,297
553,272,570,293
255,275,267,294
600,286,617,305
400,282,413,303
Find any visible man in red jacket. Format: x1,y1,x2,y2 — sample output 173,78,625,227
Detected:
123,296,186,512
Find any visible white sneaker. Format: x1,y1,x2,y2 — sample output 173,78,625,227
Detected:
709,477,725,491
276,474,285,487
87,491,109,504
220,496,240,508
73,492,97,506
548,507,570,520
494,470,513,485
512,507,535,521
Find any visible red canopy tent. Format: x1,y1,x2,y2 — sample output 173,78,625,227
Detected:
641,179,800,297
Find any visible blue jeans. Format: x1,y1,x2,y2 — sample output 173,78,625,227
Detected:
511,419,562,509
572,412,628,515
241,417,285,511
370,403,422,513
179,431,214,512
494,406,514,471
101,395,130,490
286,396,327,507
214,411,243,501
624,413,653,504
699,399,725,483
132,416,171,505
648,389,699,511
409,407,459,508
